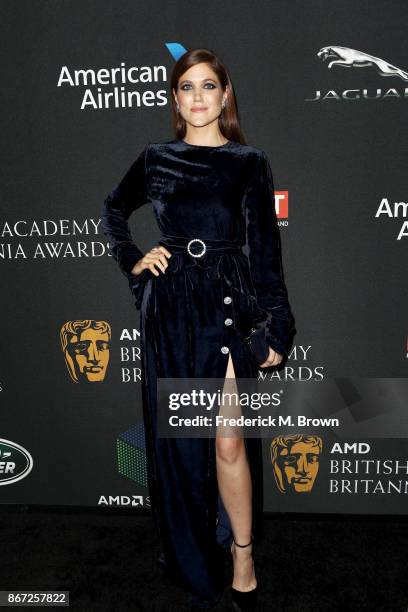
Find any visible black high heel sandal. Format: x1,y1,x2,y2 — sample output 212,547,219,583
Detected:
230,535,258,611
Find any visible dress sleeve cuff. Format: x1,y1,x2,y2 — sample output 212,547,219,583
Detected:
127,267,153,310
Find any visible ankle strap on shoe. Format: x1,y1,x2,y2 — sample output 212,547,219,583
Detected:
233,535,253,548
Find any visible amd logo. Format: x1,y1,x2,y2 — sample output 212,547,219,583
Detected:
98,495,150,507
330,442,370,454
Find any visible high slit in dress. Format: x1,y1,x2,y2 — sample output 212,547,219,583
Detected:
100,139,296,607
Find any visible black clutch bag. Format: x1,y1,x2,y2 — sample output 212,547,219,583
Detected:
243,321,271,366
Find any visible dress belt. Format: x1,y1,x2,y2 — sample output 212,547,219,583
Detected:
158,234,243,258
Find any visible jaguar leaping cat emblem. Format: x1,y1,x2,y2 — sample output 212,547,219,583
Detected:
317,46,408,81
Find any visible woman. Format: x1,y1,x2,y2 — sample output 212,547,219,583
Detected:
101,48,295,610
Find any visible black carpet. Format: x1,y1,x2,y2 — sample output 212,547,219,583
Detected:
1,507,407,611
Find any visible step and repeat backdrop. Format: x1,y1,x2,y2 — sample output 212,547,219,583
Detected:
1,1,407,513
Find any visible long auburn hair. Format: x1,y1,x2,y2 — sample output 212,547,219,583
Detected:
170,48,247,145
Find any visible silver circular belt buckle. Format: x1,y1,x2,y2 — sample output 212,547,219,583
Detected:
187,238,206,258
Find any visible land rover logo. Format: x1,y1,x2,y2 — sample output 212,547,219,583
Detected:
0,438,33,485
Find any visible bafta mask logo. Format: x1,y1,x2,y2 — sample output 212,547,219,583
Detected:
270,434,322,494
60,320,111,383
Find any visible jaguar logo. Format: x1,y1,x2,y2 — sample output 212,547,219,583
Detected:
317,46,408,81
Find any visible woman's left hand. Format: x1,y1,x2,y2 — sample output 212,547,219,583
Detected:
259,346,283,368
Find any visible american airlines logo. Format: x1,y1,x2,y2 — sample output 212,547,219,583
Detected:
306,46,408,102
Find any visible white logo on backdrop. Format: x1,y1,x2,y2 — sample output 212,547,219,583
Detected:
317,46,408,81
98,495,150,507
57,62,168,110
306,46,408,101
375,198,408,240
0,218,106,261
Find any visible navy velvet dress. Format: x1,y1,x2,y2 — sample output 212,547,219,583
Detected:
100,139,295,607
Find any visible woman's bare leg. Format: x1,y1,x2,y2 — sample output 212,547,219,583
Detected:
216,352,257,591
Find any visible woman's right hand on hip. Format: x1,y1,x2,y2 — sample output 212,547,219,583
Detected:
130,245,172,277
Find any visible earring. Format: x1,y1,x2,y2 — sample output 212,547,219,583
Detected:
176,101,180,112
221,99,227,110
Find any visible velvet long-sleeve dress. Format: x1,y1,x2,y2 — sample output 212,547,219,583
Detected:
100,139,295,608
